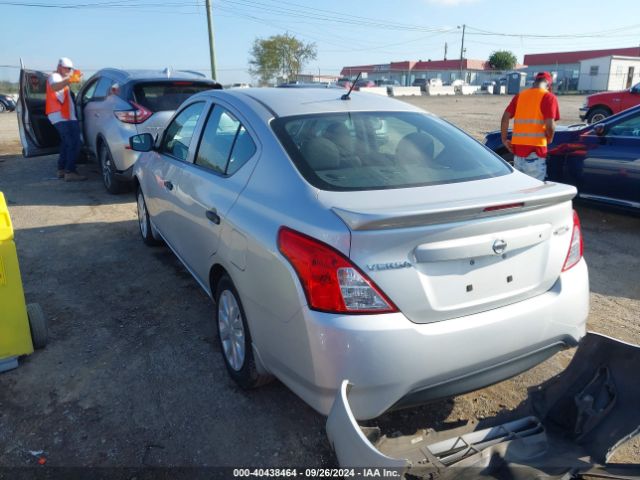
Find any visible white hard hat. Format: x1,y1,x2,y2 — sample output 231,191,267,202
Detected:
58,57,74,69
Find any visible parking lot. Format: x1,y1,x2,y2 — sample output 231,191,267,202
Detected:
1,93,639,467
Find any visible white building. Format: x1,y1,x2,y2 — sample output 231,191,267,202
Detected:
578,55,640,92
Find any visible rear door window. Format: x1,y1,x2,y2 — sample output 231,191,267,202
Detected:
160,102,206,161
133,82,215,112
272,111,511,191
194,105,257,175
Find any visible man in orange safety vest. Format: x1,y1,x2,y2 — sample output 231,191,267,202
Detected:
45,57,86,181
500,71,559,181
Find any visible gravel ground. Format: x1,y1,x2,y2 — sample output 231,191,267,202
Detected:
0,93,638,469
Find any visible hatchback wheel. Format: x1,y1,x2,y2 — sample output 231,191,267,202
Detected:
0,103,6,113
215,275,272,389
136,189,160,246
99,142,125,194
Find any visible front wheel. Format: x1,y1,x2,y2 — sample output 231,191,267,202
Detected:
0,102,6,113
136,189,160,246
586,107,611,124
215,275,272,389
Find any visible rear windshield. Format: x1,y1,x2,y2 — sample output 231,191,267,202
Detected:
271,111,511,191
132,82,215,112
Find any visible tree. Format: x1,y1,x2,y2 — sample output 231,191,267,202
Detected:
488,50,518,71
249,33,317,86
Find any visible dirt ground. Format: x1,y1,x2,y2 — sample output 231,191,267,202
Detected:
0,94,639,469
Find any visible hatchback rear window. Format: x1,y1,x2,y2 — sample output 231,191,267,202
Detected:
271,112,511,191
132,82,215,112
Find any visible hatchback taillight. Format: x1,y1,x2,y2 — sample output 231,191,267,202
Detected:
114,101,153,124
562,210,584,272
277,227,397,314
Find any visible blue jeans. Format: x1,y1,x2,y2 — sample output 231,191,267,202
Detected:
514,152,547,181
53,120,81,173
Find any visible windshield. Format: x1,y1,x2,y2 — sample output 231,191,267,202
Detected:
272,111,511,191
132,81,215,112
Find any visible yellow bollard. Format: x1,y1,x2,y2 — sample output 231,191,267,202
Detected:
0,192,46,372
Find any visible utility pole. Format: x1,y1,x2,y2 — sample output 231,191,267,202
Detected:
459,24,466,80
444,42,448,61
205,0,217,80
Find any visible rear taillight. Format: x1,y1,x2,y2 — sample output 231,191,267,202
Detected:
114,101,152,124
562,210,584,272
277,227,397,314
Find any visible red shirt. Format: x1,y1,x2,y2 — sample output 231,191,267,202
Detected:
505,91,560,157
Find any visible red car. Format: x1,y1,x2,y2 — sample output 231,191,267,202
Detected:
580,82,640,123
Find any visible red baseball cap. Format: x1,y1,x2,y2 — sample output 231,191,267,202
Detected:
535,71,553,84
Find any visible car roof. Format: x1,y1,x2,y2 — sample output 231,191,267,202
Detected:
215,88,426,117
95,68,214,83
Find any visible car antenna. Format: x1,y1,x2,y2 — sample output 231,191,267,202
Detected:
341,72,362,101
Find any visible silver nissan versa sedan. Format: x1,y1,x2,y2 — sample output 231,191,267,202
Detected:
130,88,589,420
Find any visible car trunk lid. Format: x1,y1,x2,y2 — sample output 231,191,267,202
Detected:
318,175,577,324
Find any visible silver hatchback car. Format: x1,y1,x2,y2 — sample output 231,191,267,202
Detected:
18,67,220,193
131,88,589,420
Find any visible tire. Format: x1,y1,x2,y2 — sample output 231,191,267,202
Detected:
499,148,514,165
99,141,126,194
586,107,611,124
136,188,160,246
0,102,6,113
214,275,272,389
26,303,48,349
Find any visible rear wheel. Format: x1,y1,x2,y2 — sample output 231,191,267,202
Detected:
99,142,126,194
215,275,272,389
586,107,611,124
136,189,160,246
0,102,6,113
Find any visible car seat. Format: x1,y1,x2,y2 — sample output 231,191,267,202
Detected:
395,131,435,167
301,137,341,171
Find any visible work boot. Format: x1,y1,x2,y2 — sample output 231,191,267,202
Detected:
64,171,87,182
57,169,65,179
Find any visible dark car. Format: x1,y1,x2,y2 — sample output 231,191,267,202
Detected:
374,79,400,86
0,94,16,112
485,105,640,210
352,79,376,90
335,78,352,89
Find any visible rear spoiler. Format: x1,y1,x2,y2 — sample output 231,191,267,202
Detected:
332,182,577,231
326,333,640,479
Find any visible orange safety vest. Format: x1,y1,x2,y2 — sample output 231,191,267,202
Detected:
45,75,71,120
512,87,547,147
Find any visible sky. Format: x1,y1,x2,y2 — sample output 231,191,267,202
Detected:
1,0,640,85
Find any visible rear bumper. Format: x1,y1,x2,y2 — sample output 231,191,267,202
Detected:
114,164,134,181
112,146,141,176
272,259,588,420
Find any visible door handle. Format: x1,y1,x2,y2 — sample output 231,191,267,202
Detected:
206,209,221,225
163,180,174,191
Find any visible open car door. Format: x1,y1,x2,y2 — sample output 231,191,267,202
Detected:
17,64,60,157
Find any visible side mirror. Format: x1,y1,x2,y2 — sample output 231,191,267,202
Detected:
594,124,607,136
129,133,154,152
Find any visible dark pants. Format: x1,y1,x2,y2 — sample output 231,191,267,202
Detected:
53,120,81,173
